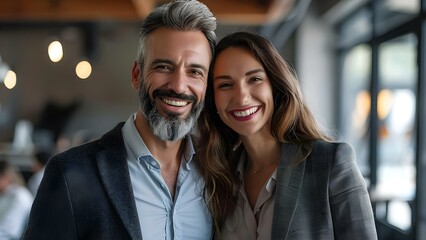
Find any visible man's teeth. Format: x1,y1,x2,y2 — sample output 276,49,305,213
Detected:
162,98,188,107
233,107,258,117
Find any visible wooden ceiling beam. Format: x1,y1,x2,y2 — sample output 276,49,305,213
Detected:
0,0,139,21
213,0,295,25
131,0,156,20
131,0,295,25
0,0,294,24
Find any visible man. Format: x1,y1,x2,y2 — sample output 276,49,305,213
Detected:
23,1,216,239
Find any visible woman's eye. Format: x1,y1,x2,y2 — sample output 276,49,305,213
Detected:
217,82,232,89
251,76,263,82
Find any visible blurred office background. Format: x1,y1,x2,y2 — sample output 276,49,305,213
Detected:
0,0,425,239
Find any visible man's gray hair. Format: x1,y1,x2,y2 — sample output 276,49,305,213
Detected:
136,0,217,66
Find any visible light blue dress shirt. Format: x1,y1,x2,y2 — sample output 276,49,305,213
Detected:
122,114,212,240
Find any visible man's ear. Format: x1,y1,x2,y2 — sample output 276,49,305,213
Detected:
131,61,141,89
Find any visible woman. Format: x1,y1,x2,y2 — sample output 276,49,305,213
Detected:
196,32,377,239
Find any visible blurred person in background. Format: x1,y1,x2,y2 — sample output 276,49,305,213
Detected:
23,0,217,239
0,160,33,240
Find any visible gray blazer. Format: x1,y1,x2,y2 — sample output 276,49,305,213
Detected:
271,141,377,239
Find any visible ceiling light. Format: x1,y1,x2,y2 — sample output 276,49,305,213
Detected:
48,40,63,62
75,60,92,79
4,70,17,89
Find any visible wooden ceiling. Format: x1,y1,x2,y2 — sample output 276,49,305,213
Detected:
0,0,295,25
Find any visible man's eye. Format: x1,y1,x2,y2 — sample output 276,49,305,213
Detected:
156,65,172,71
190,69,204,77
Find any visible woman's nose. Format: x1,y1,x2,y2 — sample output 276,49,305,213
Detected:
233,84,250,105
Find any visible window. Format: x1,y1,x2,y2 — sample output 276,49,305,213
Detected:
375,0,420,35
339,7,372,48
376,34,417,230
340,44,372,178
335,1,424,238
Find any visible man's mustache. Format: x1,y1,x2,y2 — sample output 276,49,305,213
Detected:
153,89,197,102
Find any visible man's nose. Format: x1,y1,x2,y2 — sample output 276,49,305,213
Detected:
168,70,187,94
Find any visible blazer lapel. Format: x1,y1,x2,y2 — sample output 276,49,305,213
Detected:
96,124,143,240
271,143,311,239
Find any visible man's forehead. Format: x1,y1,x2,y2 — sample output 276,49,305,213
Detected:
146,28,211,54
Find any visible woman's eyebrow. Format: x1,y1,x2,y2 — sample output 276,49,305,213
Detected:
245,68,264,76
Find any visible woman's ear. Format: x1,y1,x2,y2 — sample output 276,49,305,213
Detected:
131,61,141,89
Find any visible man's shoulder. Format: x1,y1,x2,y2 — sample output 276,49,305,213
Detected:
53,139,101,162
53,122,126,162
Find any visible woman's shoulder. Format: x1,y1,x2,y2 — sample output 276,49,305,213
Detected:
310,140,354,155
306,140,356,170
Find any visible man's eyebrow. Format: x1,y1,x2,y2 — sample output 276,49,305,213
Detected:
150,60,208,73
150,59,173,66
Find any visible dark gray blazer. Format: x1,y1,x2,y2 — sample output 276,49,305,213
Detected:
23,123,143,240
271,141,377,239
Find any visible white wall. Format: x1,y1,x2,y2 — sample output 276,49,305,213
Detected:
296,9,338,136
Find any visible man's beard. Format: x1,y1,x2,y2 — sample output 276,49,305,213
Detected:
139,83,204,141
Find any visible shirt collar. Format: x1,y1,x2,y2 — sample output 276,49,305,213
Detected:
123,113,150,160
236,148,277,192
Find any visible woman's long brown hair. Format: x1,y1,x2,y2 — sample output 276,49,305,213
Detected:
195,31,330,238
